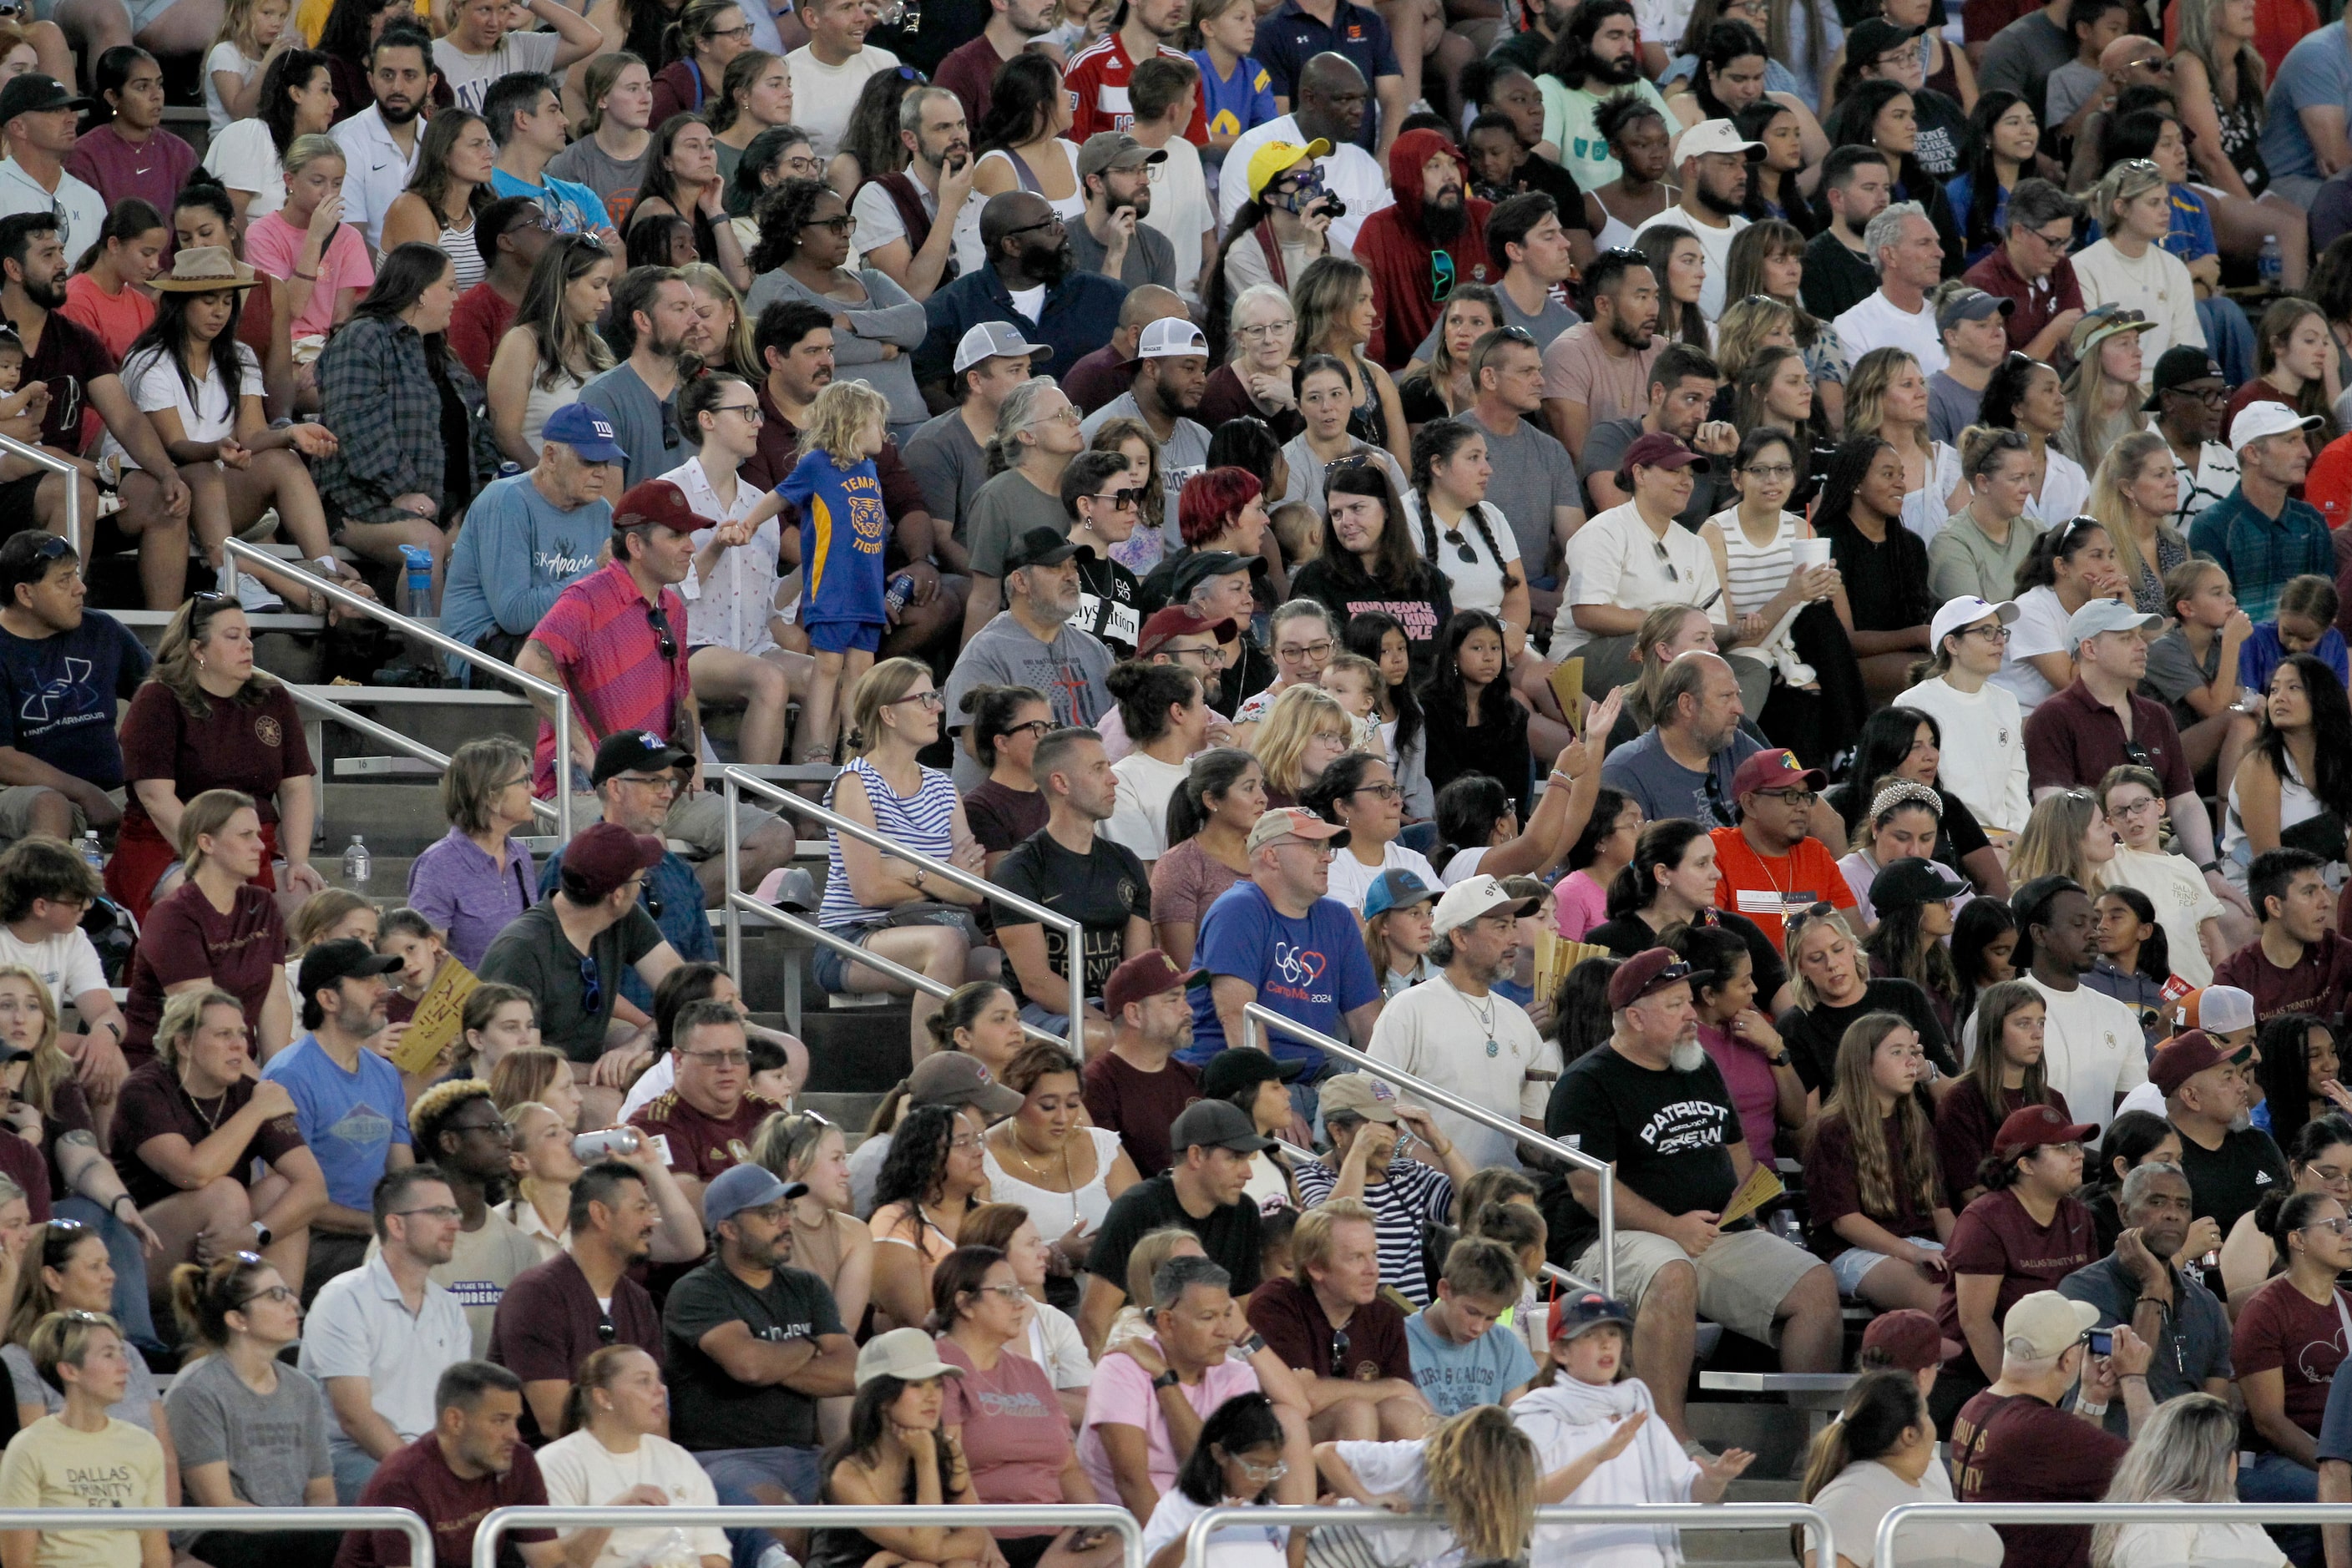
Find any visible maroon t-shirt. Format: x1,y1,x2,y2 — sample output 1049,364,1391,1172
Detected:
109,1057,307,1208
1952,1389,2128,1568
117,681,316,834
1935,1187,2100,1343
488,1251,661,1444
1244,1276,1411,1383
338,1432,555,1568
2021,680,2193,801
964,781,1048,855
629,1090,783,1185
0,1130,52,1222
1933,1080,2072,1212
1801,1106,1939,1257
119,881,287,1062
2232,1274,2350,1450
2214,928,2352,1026
446,282,518,385
1080,1051,1201,1177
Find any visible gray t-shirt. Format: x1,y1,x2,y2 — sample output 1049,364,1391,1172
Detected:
2142,625,2222,730
1581,415,1718,532
1927,371,1985,447
1979,11,2075,132
1080,393,1211,545
575,362,685,488
1410,285,1580,361
1063,215,1176,291
544,134,648,220
162,1349,334,1508
3,1340,158,1427
942,611,1115,789
1598,725,1764,830
902,407,990,538
965,466,1071,576
2044,58,2104,131
1471,411,1582,579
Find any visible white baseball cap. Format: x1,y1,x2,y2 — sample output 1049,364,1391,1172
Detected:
1929,595,2020,650
2066,596,2164,644
1136,317,1209,360
1672,118,1765,163
2230,400,2323,453
1429,873,1539,938
2003,1292,2100,1360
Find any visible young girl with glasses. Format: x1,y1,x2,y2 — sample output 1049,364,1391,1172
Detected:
2099,761,2238,985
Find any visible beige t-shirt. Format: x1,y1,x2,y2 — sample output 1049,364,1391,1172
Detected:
1541,323,1663,437
0,1417,165,1568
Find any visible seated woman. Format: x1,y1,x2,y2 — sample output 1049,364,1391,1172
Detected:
1291,1081,1472,1308
1812,431,1939,708
1802,1013,1955,1313
1929,427,2044,607
2233,1190,2352,1513
2074,164,2201,379
1829,708,2009,898
1777,907,1955,1093
743,177,923,443
1276,355,1411,521
488,1047,584,1129
1798,1370,2001,1568
751,1108,874,1343
625,114,751,293
805,1328,999,1568
1151,751,1265,969
4,1222,179,1496
981,1046,1139,1310
2084,430,2192,620
106,596,319,925
1935,980,2068,1211
2219,1115,2352,1310
1394,289,1500,428
2223,654,2352,883
1197,288,1307,443
1946,93,2037,270
1289,463,1452,682
1977,352,2092,529
405,736,539,971
537,1346,730,1568
958,685,1053,873
959,1203,1092,1423
484,235,619,466
847,983,1027,1211
2252,1014,2352,1144
1839,779,1962,925
2107,105,2267,383
870,1102,991,1333
1667,922,1807,1162
0,1311,167,1568
1587,819,1789,1012
488,1095,702,1262
2094,1393,2289,1568
118,791,291,1066
1860,857,1970,1039
111,987,326,1302
163,1255,338,1568
930,1246,1123,1568
459,985,539,1087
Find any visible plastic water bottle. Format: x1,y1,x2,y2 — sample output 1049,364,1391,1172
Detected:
397,543,435,619
883,573,914,615
341,835,372,891
77,832,102,873
2261,234,2284,288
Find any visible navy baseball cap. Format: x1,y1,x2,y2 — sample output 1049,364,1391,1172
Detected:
540,401,629,463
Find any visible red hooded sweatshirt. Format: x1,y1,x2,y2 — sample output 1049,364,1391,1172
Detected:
1353,128,1496,371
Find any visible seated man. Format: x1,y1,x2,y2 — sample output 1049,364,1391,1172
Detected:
627,1000,787,1215
1711,748,1855,951
1243,1198,1434,1441
2149,1029,2285,1241
300,1166,470,1503
0,531,147,856
2216,849,2352,1026
1078,1252,1262,1525
488,1161,666,1443
539,732,716,995
2056,1159,2233,1436
1547,948,1842,1449
1406,1237,1539,1414
1078,1100,1267,1356
341,1361,564,1568
1290,1074,1469,1307
396,1081,544,1359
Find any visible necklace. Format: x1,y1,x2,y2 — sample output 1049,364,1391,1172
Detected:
1454,978,1500,1059
183,1077,230,1132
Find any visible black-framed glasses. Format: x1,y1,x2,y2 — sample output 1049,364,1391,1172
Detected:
999,215,1064,240
802,213,856,235
1351,781,1402,802
1001,718,1054,741
579,953,602,1016
646,603,677,662
1091,487,1144,509
237,1284,298,1308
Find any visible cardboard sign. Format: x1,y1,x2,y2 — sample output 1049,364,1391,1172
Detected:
391,959,478,1077
1550,658,1586,736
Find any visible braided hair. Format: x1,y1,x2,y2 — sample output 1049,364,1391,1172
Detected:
1410,418,1520,594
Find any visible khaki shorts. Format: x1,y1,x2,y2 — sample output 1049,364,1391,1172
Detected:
1574,1226,1824,1345
566,789,781,860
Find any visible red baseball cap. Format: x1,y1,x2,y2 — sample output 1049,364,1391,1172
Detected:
1606,948,1694,1010
1104,948,1199,1018
1729,747,1830,799
1137,605,1237,657
614,478,710,536
1991,1103,2097,1161
562,821,666,901
1859,1309,1960,1370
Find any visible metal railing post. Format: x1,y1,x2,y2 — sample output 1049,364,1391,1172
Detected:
1242,1003,1615,1300
0,434,78,560
476,1504,1144,1568
1880,1501,2352,1563
724,769,743,979
1181,1502,1834,1568
0,1506,430,1565
721,766,1085,1040
225,538,572,842
281,687,563,827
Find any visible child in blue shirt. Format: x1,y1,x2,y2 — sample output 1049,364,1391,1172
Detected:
1191,0,1277,163
741,377,893,763
2238,572,2349,694
1404,1237,1540,1415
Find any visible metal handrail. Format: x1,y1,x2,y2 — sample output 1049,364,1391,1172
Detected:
0,433,78,560
1242,1003,1616,1299
223,537,573,841
0,1506,430,1564
475,1504,1144,1568
281,685,563,828
1181,1502,1834,1568
1880,1501,2352,1564
723,766,1083,1030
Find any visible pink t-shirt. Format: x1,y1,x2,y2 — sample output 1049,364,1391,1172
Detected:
1077,1341,1259,1504
241,213,374,340
1554,868,1610,939
936,1338,1074,1537
1700,1019,1779,1160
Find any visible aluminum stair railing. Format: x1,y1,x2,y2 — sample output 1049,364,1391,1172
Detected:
1181,1501,1835,1568
476,1504,1144,1568
282,686,566,832
722,766,1082,1043
0,434,78,560
223,537,574,841
0,1506,430,1564
1242,1003,1616,1299
1882,1501,2352,1563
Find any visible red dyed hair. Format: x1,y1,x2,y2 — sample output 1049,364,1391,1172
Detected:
1177,467,1265,548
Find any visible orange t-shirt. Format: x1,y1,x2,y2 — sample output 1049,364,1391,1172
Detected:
58,272,154,363
1707,825,1854,952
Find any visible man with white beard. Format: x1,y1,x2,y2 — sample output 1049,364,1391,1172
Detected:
1545,948,1842,1448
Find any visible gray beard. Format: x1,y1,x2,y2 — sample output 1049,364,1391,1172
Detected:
1670,1037,1706,1073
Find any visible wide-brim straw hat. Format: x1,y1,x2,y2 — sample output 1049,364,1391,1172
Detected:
151,245,259,293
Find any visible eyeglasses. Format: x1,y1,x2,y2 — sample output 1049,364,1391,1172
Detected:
615,772,681,796
579,952,602,1017
1233,322,1291,341
2306,1216,2352,1236
2110,797,2162,817
1754,788,1817,806
1966,623,2011,642
1000,215,1065,240
2019,224,2071,250
802,213,856,235
1741,463,1794,480
645,603,677,662
712,402,764,423
392,1206,463,1222
1351,782,1402,802
1235,1455,1289,1485
2122,741,2154,769
892,689,947,711
975,1283,1027,1302
1277,640,1334,660
237,1284,298,1308
948,1132,984,1151
894,63,927,81
445,1116,508,1136
682,1049,751,1066
711,18,754,37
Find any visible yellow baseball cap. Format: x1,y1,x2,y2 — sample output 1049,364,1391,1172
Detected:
1246,139,1331,203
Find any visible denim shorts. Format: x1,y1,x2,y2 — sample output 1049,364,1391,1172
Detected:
1830,1237,1943,1296
811,921,885,993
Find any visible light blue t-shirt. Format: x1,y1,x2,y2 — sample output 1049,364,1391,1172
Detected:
260,1034,412,1209
2262,22,2352,185
1404,1311,1538,1416
438,471,612,680
488,166,611,235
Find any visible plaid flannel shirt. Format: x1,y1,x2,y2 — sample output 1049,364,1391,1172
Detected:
314,313,500,524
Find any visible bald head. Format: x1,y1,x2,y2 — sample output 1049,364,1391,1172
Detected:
981,190,1053,255
2101,33,2164,80
1299,52,1366,98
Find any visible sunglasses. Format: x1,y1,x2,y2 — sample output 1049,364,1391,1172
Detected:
1442,526,1478,565
579,952,602,1017
1090,487,1145,509
646,602,677,662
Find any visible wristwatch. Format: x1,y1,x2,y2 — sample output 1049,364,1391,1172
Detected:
1151,1368,1181,1391
1238,1332,1267,1356
1767,1051,1793,1068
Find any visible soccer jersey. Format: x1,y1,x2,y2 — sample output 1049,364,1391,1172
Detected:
776,447,888,628
1065,32,1211,142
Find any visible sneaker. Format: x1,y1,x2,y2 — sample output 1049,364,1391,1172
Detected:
220,559,283,614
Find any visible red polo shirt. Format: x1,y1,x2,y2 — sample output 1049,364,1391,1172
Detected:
1963,245,2084,359
2020,679,2193,800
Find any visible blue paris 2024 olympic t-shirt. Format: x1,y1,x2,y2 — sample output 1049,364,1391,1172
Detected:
1181,878,1378,1074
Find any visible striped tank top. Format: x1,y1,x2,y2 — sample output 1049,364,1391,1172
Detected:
817,755,960,930
1713,507,1801,620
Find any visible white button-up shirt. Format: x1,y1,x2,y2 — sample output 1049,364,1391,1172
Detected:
331,105,423,255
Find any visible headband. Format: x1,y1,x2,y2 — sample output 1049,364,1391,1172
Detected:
1869,781,1944,822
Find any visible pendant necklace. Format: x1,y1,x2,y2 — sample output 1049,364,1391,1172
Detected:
1459,982,1500,1058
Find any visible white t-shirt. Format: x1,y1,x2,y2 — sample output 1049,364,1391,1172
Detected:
1834,289,1950,377
1511,1382,1698,1568
1217,113,1391,250
1891,675,2031,833
2024,973,2148,1135
1991,583,2071,715
2024,448,2091,528
1366,974,1556,1172
1555,500,1722,651
2072,238,2204,370
432,29,561,115
785,43,903,159
104,342,264,472
1810,1458,2000,1568
0,160,106,260
1024,1301,1091,1391
1102,750,1190,862
534,1430,731,1568
1899,442,1966,549
203,42,259,134
2102,1512,2289,1568
0,925,104,1010
1315,1440,1462,1568
1136,1490,1287,1568
1326,841,1440,920
1628,206,1747,322
2104,844,2225,988
200,118,288,222
849,171,983,265
1401,493,1520,617
1141,134,1212,303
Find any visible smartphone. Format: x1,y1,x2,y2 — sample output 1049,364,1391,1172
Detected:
2087,1329,2113,1357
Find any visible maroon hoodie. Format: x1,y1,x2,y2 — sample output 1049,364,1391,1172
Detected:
1353,127,1495,369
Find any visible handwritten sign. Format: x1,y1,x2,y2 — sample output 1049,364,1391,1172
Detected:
391,959,478,1077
